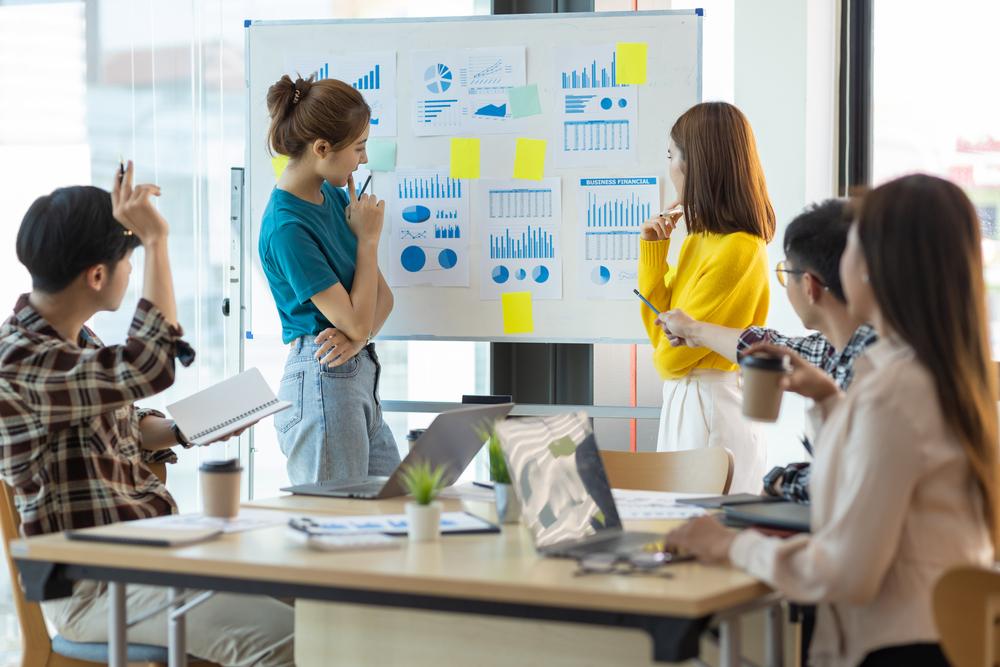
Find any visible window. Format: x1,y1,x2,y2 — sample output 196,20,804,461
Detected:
872,0,1000,354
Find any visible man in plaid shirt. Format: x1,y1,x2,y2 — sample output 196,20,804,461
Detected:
658,200,876,391
1,164,292,666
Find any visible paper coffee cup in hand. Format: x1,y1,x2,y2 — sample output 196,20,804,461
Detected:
199,459,242,520
739,353,790,422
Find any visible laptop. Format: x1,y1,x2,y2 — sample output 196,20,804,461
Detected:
493,412,665,559
281,403,513,499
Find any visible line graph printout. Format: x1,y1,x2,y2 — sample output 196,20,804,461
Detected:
575,176,659,300
388,169,471,287
411,47,526,136
552,44,637,168
285,52,397,136
476,178,562,300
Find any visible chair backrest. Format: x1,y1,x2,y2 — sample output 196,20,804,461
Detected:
599,447,735,494
934,565,1000,667
0,481,55,666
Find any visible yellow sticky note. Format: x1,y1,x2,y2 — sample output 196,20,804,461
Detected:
616,42,648,85
450,138,481,179
271,154,289,180
513,138,546,181
502,292,534,335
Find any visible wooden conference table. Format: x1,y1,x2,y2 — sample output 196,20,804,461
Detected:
12,492,782,667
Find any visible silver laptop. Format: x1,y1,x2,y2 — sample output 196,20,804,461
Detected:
281,403,513,499
494,412,663,558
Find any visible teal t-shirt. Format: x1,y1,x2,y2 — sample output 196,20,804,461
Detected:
259,182,357,344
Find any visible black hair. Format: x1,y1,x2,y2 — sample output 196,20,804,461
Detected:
16,185,141,293
783,199,850,302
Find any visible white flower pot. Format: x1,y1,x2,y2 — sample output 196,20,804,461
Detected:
493,482,521,525
406,501,441,542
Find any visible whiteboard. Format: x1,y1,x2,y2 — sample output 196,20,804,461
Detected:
245,11,701,343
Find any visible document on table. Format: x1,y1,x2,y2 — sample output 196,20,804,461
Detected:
137,510,288,534
611,489,711,520
289,512,499,536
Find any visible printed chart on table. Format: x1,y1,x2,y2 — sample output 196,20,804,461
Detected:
387,169,471,287
576,176,659,300
411,47,527,136
285,52,397,136
552,44,638,168
475,178,563,300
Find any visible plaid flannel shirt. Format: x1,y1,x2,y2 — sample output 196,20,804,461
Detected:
736,323,878,390
0,295,193,536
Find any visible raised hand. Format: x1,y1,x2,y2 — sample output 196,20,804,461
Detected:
111,161,169,244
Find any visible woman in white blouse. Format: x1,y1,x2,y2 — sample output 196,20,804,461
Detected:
664,174,999,667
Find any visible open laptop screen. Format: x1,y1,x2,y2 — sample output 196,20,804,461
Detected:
495,412,621,549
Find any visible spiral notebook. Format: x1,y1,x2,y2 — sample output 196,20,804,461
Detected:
167,367,291,446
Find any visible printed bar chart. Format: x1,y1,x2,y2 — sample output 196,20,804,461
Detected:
353,64,381,90
416,99,459,123
434,224,461,239
564,94,595,114
561,52,618,89
490,226,555,260
488,188,554,218
398,174,463,199
311,63,330,80
564,119,630,151
585,191,650,227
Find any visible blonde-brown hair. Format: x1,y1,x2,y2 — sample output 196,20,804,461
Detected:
858,174,1000,548
266,74,370,157
671,102,776,242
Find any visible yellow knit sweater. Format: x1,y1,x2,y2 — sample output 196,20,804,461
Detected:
638,232,770,379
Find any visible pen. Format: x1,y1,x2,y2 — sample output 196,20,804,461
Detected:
472,480,495,490
357,173,372,197
633,289,661,315
118,155,125,183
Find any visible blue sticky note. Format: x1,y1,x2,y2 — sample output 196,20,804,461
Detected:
366,138,396,172
507,84,542,119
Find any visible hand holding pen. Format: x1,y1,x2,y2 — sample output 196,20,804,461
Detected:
640,201,684,241
111,159,169,244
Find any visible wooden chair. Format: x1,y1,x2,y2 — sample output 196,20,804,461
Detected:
599,447,735,494
933,565,1000,667
1,473,215,667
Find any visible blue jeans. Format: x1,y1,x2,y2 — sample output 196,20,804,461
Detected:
275,338,401,485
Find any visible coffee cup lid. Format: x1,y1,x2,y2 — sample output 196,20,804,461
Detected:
739,353,789,371
199,458,242,473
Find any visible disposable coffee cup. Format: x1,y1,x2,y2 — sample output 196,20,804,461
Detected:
740,353,790,422
199,459,242,520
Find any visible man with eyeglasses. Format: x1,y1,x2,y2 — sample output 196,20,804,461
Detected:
657,199,876,394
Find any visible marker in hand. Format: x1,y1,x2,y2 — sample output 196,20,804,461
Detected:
633,289,660,315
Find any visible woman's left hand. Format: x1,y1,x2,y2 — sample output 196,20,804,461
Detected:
314,328,365,368
663,516,738,565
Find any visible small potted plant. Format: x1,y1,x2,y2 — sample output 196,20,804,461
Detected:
400,460,447,542
488,430,521,525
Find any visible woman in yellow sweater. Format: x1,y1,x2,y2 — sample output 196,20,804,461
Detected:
638,102,775,493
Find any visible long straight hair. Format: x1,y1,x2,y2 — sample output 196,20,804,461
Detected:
858,174,1000,547
670,102,776,242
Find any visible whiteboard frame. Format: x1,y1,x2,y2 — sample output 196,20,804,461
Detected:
243,10,702,345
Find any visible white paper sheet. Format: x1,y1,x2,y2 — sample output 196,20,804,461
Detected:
575,176,660,300
611,489,710,521
552,44,638,168
285,52,398,137
291,512,496,536
138,510,288,534
410,47,527,136
387,169,471,287
476,178,563,300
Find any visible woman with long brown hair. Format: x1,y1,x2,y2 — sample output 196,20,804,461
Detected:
638,101,775,493
259,74,400,485
664,174,997,666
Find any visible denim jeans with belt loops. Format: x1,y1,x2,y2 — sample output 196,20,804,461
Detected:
275,338,401,485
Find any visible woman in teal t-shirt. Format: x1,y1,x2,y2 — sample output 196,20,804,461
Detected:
258,74,399,485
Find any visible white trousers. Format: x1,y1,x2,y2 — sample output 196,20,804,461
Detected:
42,580,294,667
656,370,767,495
